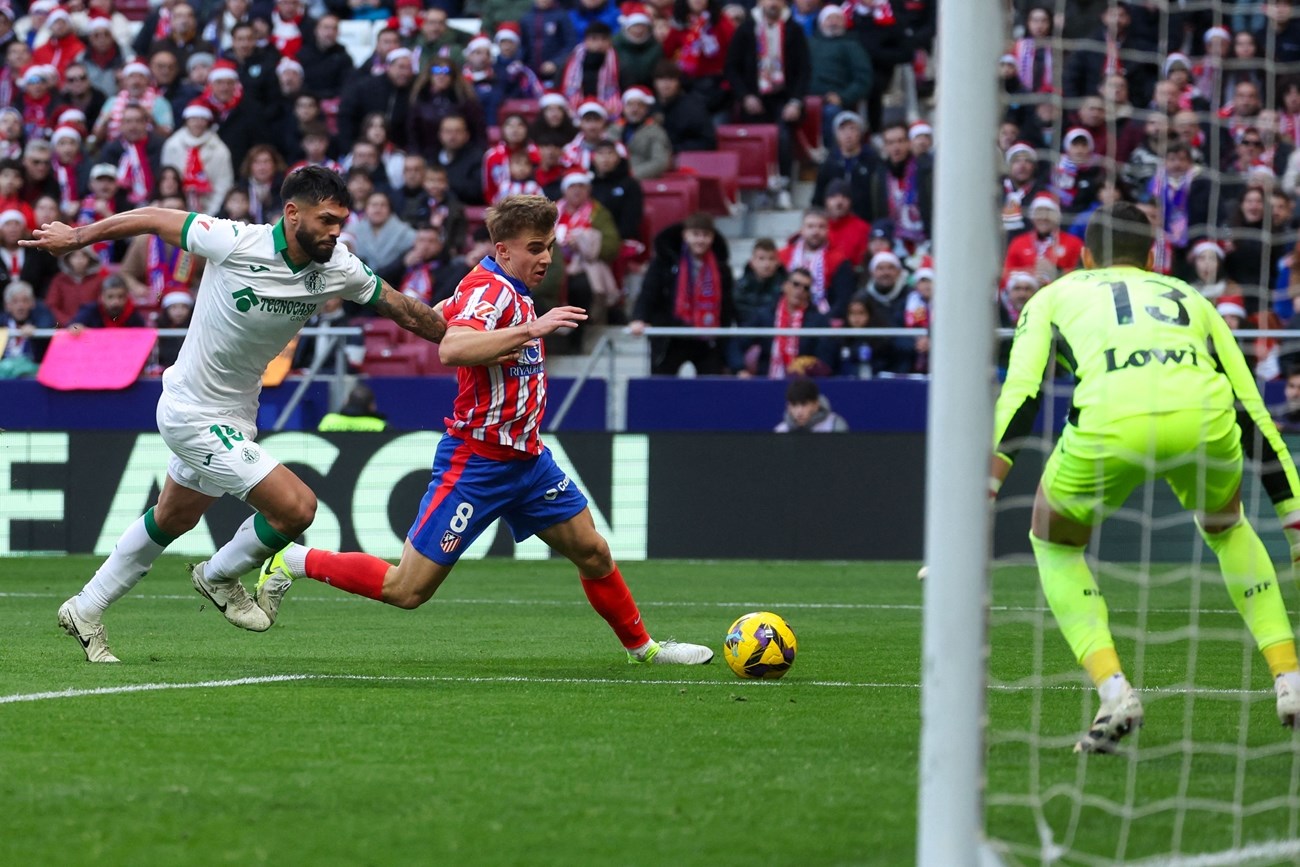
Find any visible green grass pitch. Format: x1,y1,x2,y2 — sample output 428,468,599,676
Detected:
3,556,1300,866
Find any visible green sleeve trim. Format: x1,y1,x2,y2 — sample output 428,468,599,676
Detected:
253,513,296,551
179,212,196,252
143,507,178,547
364,275,383,308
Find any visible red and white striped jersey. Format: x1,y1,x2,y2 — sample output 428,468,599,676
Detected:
442,256,547,460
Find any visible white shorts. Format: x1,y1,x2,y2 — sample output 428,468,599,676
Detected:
156,393,278,500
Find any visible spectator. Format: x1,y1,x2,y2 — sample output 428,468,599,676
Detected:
78,20,125,104
662,0,734,116
433,113,485,206
75,164,130,263
146,3,214,69
1054,127,1102,218
219,185,250,222
15,66,61,143
69,275,147,329
408,61,487,159
460,35,509,128
20,139,59,206
343,140,391,194
997,270,1039,367
909,121,933,164
399,225,461,306
808,5,871,143
519,0,577,85
0,280,54,377
1063,2,1156,107
834,291,891,379
148,48,192,126
564,100,628,170
1013,4,1056,94
151,289,193,370
318,383,388,432
393,153,430,226
763,267,835,377
483,113,541,205
49,125,82,218
490,151,545,203
859,250,908,326
421,163,467,250
413,8,468,74
1002,193,1084,289
226,22,278,109
268,0,314,60
870,121,933,251
774,377,849,432
613,3,662,90
1123,112,1171,193
352,190,418,287
615,85,670,180
31,8,81,80
60,61,105,130
44,247,106,326
118,194,204,309
811,111,876,222
202,0,251,54
357,28,403,79
534,127,569,198
823,178,869,266
298,15,355,100
237,143,286,223
650,60,714,152
630,211,734,374
1272,365,1300,433
725,0,809,205
1188,239,1239,303
555,169,622,324
201,59,261,169
589,138,643,249
726,236,784,371
899,263,933,374
162,101,234,214
561,20,622,118
1142,140,1216,273
571,0,622,42
1224,184,1277,310
530,90,578,142
0,207,56,290
359,111,407,190
339,47,415,151
491,25,547,108
779,208,855,318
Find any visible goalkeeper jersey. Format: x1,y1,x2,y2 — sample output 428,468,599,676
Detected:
994,265,1273,464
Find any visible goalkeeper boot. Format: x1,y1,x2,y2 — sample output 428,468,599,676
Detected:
58,597,120,663
190,561,271,632
1275,671,1300,729
1074,682,1144,754
254,550,296,624
628,639,714,665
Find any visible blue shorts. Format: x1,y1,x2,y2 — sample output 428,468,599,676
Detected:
408,436,589,565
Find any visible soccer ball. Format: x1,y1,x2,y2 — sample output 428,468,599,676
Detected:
723,611,797,679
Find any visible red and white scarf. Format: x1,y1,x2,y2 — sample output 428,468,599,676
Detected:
677,12,723,78
492,178,543,203
200,80,243,122
401,262,436,305
1014,37,1051,93
887,158,925,243
673,245,723,328
21,92,53,141
105,89,158,141
153,7,173,43
770,297,804,378
1001,179,1034,233
183,144,211,211
555,199,594,247
786,241,830,313
118,141,152,205
53,156,78,214
756,19,784,95
271,11,304,58
561,45,621,117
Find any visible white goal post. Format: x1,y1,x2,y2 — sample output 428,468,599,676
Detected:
917,0,1004,865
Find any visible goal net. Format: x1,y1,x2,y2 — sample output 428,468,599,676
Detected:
974,1,1300,864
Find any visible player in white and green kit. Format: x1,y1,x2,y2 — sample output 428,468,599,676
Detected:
992,202,1300,753
22,167,449,662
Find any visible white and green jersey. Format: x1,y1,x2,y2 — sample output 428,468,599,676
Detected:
162,213,381,417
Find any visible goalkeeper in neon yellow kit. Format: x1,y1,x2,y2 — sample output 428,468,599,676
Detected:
992,202,1300,753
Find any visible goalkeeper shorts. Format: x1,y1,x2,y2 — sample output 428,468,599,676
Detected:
1041,408,1241,525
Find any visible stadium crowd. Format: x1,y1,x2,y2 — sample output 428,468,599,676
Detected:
7,0,1300,388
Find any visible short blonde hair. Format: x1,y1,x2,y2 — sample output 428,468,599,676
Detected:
485,194,557,244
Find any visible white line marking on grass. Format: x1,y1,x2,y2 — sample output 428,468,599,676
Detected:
0,674,1277,706
0,592,1248,616
1128,838,1300,867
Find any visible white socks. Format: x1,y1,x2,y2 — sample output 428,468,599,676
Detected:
281,543,308,577
206,514,278,581
77,515,166,621
1098,672,1131,704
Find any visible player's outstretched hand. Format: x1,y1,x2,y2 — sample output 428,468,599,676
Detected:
526,305,587,339
19,222,80,257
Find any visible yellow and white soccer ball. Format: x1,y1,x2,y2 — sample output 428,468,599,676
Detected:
723,611,797,679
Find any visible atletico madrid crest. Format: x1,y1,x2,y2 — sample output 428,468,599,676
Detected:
440,531,461,554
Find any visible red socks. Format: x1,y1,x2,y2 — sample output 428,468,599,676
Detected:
304,549,389,601
581,565,650,649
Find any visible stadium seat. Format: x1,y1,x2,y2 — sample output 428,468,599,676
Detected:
360,317,407,358
716,124,778,190
641,178,699,247
673,151,740,215
116,0,151,21
795,95,824,164
497,98,540,125
643,175,700,215
418,342,457,377
359,346,424,377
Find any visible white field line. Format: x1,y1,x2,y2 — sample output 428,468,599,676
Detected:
1128,838,1300,867
0,591,1247,616
0,674,1277,706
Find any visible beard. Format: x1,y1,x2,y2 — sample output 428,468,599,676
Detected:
295,224,335,263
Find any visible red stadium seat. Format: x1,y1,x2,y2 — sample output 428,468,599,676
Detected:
360,317,407,357
418,342,457,377
796,95,823,164
497,99,540,125
673,151,740,215
359,345,423,377
641,177,699,247
642,175,699,215
716,124,778,190
115,0,151,21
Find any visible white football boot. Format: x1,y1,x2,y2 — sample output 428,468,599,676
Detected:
1276,672,1300,729
1074,683,1144,754
628,639,714,665
189,561,271,632
57,597,120,663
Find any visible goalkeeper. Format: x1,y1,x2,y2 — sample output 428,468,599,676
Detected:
992,202,1300,754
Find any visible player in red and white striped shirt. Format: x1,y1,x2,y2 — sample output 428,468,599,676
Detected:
257,195,714,666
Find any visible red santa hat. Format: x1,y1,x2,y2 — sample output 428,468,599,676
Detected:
817,4,845,27
182,101,214,121
0,208,26,225
1006,271,1039,290
86,17,112,32
621,86,654,106
395,0,422,7
561,168,593,191
50,124,80,143
618,2,652,28
539,91,569,111
45,7,70,27
1216,295,1248,320
385,47,414,64
161,290,194,309
908,120,932,140
1029,192,1060,214
495,22,522,43
1190,239,1225,261
999,53,1016,65
1063,127,1094,150
207,59,239,82
56,106,86,127
869,251,902,272
1163,52,1192,77
1005,141,1036,164
577,101,608,119
122,61,151,79
1204,26,1231,44
466,35,493,54
277,56,304,76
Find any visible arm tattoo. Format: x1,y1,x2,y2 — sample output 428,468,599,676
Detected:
375,284,447,343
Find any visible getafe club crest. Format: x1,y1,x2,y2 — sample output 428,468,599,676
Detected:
304,271,326,295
